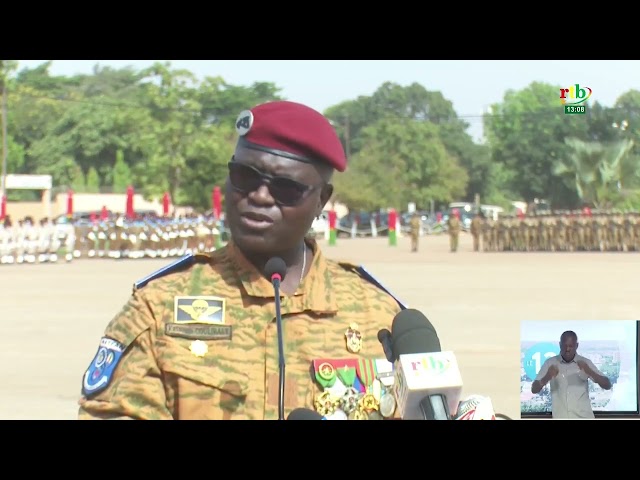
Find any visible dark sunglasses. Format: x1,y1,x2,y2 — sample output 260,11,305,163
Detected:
227,160,320,206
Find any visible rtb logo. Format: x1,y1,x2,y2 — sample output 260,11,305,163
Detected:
560,84,592,105
410,355,450,375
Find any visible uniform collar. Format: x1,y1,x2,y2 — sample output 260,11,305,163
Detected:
226,237,338,315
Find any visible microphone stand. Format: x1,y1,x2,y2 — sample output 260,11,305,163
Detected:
271,273,286,421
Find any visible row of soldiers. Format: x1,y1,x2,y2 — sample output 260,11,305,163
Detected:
0,216,75,264
473,211,640,252
0,215,226,265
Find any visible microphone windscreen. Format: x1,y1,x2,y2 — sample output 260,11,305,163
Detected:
377,328,392,343
287,408,324,420
377,328,394,362
264,257,287,281
391,308,441,356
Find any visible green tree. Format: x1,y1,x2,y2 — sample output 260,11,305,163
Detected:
86,167,100,193
553,138,636,209
484,82,591,207
113,149,132,194
69,163,86,192
333,118,467,211
326,81,487,202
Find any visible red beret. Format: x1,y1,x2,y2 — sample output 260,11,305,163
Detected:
234,100,347,172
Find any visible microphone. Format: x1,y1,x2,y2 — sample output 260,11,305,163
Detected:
377,328,394,363
389,309,463,420
287,408,325,420
454,395,497,420
264,257,287,421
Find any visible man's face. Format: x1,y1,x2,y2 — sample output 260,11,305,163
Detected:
560,336,578,362
225,146,332,257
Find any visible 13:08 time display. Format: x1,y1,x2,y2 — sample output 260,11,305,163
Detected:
564,105,586,115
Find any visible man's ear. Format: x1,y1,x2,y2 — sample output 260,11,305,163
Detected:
318,183,334,216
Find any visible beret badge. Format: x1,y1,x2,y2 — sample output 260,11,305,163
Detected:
235,110,254,136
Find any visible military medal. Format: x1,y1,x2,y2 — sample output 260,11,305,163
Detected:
336,365,360,414
372,379,382,402
339,387,360,415
360,392,379,412
348,409,368,420
336,365,357,389
345,323,362,353
189,340,208,357
356,358,378,397
379,389,397,418
355,358,381,419
314,390,338,417
375,358,395,388
315,362,337,389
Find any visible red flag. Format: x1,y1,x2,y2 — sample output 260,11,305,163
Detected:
328,210,337,230
66,190,74,218
162,192,171,217
126,185,135,220
388,208,397,232
0,195,6,221
212,186,222,219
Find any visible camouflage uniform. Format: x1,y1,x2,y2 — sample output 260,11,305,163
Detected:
447,215,461,252
470,215,481,252
409,214,420,252
78,238,403,420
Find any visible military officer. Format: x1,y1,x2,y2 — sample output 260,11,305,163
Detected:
78,100,408,420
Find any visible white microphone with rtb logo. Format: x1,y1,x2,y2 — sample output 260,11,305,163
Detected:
380,309,464,420
394,351,464,420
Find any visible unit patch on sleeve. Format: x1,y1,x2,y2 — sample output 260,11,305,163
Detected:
82,337,126,397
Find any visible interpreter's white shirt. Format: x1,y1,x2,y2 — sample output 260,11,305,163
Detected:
535,354,603,419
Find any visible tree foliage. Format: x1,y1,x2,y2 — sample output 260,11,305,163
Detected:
1,61,639,212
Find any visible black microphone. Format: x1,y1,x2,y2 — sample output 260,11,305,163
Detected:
264,257,287,421
391,309,441,358
377,328,394,363
388,309,463,420
287,408,325,420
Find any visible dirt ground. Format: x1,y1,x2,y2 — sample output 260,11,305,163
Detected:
1,232,638,420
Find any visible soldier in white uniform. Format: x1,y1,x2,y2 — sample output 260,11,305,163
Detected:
22,217,39,264
0,218,15,264
36,217,56,263
531,330,612,419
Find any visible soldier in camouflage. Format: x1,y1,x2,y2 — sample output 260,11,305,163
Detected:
447,209,461,252
78,100,405,420
409,213,420,252
470,212,482,252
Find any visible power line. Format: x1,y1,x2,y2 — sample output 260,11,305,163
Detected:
10,90,201,114
8,90,640,122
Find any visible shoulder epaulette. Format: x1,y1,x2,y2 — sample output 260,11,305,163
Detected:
339,262,407,310
133,253,211,292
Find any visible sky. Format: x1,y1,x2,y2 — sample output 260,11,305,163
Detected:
13,60,640,143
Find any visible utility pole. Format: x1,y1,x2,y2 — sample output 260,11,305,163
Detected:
1,76,7,214
344,113,351,158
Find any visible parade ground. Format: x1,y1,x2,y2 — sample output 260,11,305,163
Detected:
1,232,638,420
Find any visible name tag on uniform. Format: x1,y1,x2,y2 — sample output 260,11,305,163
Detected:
165,323,232,340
